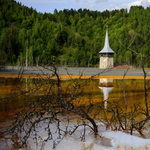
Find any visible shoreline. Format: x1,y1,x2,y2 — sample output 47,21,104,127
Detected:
0,66,150,79
0,73,149,79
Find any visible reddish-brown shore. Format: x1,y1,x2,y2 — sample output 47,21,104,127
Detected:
0,73,150,79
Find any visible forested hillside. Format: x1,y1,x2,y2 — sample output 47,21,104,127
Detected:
1,0,150,67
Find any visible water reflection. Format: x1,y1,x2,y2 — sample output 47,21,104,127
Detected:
98,79,113,109
0,77,150,121
1,77,150,150
26,78,28,94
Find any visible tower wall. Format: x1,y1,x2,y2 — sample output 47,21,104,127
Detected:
99,56,114,69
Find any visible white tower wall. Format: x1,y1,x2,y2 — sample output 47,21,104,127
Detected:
99,56,114,69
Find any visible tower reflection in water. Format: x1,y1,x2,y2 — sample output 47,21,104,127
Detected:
98,79,113,109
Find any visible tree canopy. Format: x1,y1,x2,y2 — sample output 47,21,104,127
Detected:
1,0,150,67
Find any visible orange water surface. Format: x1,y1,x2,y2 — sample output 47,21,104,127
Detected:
0,77,150,122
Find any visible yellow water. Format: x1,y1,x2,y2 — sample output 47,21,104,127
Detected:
0,77,150,150
0,77,150,123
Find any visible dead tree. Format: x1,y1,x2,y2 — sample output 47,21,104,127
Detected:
0,65,108,149
115,30,150,135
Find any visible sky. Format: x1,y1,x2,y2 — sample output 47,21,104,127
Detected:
15,0,150,14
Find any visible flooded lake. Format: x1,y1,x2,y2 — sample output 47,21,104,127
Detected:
0,77,150,122
0,77,150,149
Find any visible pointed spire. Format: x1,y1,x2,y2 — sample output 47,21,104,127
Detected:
99,25,114,54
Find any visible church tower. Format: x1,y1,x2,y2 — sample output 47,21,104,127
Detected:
99,26,114,69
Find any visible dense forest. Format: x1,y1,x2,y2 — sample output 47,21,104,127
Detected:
0,0,150,67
